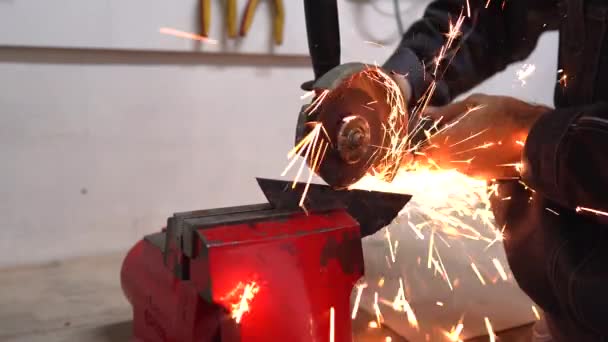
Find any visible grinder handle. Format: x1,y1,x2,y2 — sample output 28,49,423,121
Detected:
302,0,341,90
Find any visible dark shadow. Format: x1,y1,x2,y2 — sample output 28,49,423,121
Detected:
92,320,133,342
0,46,310,68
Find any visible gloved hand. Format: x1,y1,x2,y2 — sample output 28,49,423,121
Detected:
419,94,551,180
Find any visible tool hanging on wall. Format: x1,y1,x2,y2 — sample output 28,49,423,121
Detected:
240,0,285,45
200,0,238,38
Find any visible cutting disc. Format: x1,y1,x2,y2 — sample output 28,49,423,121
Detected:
301,66,408,189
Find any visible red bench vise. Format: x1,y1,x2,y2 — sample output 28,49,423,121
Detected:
121,178,410,341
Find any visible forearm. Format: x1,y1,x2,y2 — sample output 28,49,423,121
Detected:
384,0,556,105
521,103,608,213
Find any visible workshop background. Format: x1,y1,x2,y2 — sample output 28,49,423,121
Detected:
0,0,557,268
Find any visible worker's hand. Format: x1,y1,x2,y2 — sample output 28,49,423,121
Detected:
419,94,551,180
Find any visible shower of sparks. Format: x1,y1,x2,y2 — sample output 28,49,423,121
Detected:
329,307,335,342
516,64,536,86
351,283,368,320
576,206,608,217
159,27,218,44
281,122,329,207
492,258,508,281
485,317,496,342
281,7,529,337
471,262,487,285
532,305,541,320
230,281,260,323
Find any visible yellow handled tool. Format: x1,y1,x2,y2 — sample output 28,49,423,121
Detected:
240,0,284,45
200,0,211,37
226,0,238,38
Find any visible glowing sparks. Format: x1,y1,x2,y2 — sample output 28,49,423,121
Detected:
159,27,217,44
305,89,330,116
558,69,568,88
516,64,536,86
532,305,541,320
282,122,329,207
386,228,397,263
408,221,425,240
436,301,444,306
576,206,608,217
444,322,464,341
485,317,496,342
351,283,367,320
471,262,487,286
230,281,260,324
374,291,384,326
492,258,508,281
392,278,419,329
545,207,560,215
329,307,335,342
369,321,379,329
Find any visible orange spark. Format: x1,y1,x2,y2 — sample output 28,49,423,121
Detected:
576,206,608,217
369,321,379,329
305,90,330,116
485,317,496,342
392,278,419,329
408,221,425,240
159,27,217,44
445,322,464,342
449,128,489,148
231,281,260,323
351,283,367,320
532,305,541,320
386,228,397,263
374,291,384,326
492,258,508,281
471,262,487,285
329,307,335,342
437,301,444,306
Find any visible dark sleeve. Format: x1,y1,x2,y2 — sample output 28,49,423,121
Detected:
521,103,608,214
383,0,557,106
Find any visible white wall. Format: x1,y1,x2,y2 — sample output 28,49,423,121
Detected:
0,1,558,267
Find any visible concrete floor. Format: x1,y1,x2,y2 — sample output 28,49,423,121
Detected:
0,252,532,341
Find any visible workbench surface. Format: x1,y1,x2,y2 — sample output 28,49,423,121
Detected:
0,253,531,341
